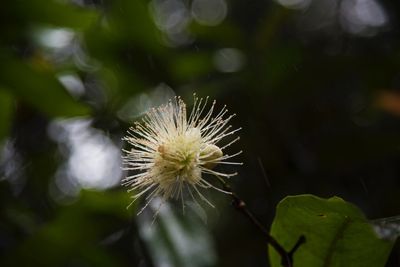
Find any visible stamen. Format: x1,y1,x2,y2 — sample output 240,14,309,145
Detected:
122,95,241,215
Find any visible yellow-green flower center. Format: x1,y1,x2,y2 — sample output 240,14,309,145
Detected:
152,127,223,190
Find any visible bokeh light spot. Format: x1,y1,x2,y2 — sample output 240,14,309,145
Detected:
213,48,245,73
191,0,227,26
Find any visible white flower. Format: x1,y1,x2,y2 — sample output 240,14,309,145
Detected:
122,95,242,213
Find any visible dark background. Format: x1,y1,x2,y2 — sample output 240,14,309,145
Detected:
1,0,400,266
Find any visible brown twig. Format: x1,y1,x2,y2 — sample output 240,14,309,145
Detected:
216,176,305,267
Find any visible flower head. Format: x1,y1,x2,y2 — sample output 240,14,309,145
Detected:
122,95,242,213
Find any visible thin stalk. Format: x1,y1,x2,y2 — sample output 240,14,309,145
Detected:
216,176,305,267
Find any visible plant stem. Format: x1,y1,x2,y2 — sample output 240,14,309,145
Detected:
216,176,305,267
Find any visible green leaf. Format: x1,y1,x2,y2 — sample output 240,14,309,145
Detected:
269,195,394,267
169,52,214,81
0,56,90,118
12,0,98,29
105,0,163,52
2,190,131,267
138,203,216,267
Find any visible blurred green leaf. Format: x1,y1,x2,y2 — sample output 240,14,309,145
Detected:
0,89,14,143
0,56,90,118
269,195,394,267
169,52,214,81
190,22,243,46
12,0,98,29
139,203,216,267
78,190,134,218
107,0,163,52
2,190,131,267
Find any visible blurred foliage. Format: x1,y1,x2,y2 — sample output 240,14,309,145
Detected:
0,57,90,117
1,0,400,266
0,89,13,142
3,191,132,267
138,203,216,267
